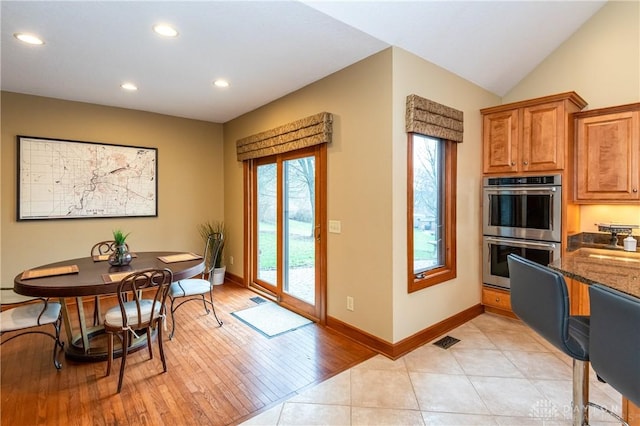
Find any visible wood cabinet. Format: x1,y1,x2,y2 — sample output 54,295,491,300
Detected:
482,286,516,318
574,103,640,203
566,277,590,316
482,92,587,175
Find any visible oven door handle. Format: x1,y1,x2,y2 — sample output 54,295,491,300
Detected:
484,237,558,249
484,187,558,194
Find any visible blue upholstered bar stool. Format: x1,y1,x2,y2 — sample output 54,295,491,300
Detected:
588,284,640,413
507,254,591,426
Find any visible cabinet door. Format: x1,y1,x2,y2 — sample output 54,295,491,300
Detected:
575,111,639,202
522,101,564,172
483,109,519,174
567,277,590,316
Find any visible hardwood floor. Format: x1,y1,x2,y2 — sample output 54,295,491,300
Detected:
1,283,376,426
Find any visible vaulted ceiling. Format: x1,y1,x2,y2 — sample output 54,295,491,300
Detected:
1,1,606,123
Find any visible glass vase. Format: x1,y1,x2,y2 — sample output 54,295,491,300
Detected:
108,244,132,266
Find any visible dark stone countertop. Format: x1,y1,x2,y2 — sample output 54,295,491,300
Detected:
549,248,640,298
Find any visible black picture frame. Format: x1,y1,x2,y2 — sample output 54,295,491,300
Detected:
17,135,158,220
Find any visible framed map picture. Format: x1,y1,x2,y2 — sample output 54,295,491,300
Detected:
17,135,158,220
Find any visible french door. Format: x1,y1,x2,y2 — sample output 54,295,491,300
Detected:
246,145,326,321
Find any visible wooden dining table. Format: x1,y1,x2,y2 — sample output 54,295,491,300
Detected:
14,251,204,362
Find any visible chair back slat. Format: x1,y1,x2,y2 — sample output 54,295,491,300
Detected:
203,233,224,279
91,240,130,256
116,269,172,329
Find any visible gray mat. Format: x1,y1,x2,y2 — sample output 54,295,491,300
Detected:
232,302,312,338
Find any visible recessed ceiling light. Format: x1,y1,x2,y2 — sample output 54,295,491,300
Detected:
153,24,178,38
121,83,138,91
14,33,44,45
213,79,229,88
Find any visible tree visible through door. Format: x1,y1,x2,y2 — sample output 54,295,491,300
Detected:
249,145,325,319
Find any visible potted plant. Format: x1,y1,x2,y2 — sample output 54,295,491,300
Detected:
108,229,132,266
198,221,226,285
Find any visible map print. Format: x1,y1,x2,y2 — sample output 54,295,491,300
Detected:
19,137,157,219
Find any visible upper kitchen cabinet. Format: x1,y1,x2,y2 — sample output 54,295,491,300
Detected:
481,92,587,175
574,103,640,203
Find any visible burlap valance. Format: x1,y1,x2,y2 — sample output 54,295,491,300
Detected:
405,95,463,143
236,112,333,161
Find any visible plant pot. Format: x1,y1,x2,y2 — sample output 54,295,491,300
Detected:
212,266,226,285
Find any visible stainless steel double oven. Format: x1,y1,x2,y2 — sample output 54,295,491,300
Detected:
482,175,562,289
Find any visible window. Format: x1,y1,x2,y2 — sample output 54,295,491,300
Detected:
408,133,457,292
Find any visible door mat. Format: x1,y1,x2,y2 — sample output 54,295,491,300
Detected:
231,302,312,338
433,335,460,349
250,296,268,304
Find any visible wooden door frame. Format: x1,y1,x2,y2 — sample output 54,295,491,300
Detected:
242,144,326,323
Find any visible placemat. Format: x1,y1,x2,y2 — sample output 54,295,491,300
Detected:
93,252,138,262
21,264,79,280
102,271,132,284
157,253,203,263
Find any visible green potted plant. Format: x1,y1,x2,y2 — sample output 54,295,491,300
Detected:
108,229,132,266
198,221,226,285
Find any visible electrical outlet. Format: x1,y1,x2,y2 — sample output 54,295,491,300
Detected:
229,256,234,265
346,296,354,311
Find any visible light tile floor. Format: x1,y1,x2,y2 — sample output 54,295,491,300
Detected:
241,313,624,425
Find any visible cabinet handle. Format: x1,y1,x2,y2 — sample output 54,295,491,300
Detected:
523,161,529,166
511,162,516,166
495,297,500,302
633,188,638,193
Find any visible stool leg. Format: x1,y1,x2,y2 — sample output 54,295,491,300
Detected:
573,359,589,426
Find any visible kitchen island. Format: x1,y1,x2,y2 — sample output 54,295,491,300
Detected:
549,247,639,298
549,247,639,425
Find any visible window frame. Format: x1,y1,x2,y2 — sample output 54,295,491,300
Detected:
407,133,457,293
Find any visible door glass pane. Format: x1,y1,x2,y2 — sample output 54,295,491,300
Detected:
257,163,277,285
283,156,315,304
413,135,444,273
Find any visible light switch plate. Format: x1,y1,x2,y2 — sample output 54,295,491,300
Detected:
328,220,341,234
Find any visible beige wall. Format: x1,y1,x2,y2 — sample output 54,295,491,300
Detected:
224,50,396,340
390,48,499,341
505,0,640,234
505,1,639,110
224,48,499,342
1,92,224,286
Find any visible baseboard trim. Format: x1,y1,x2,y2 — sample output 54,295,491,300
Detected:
483,305,518,320
224,271,244,287
326,304,484,359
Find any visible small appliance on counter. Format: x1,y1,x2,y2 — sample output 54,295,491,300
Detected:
624,235,637,252
596,223,639,251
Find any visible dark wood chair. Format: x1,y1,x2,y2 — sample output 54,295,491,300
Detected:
103,268,172,393
90,241,130,325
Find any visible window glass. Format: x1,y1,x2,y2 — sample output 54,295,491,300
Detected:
408,134,456,291
413,135,444,273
